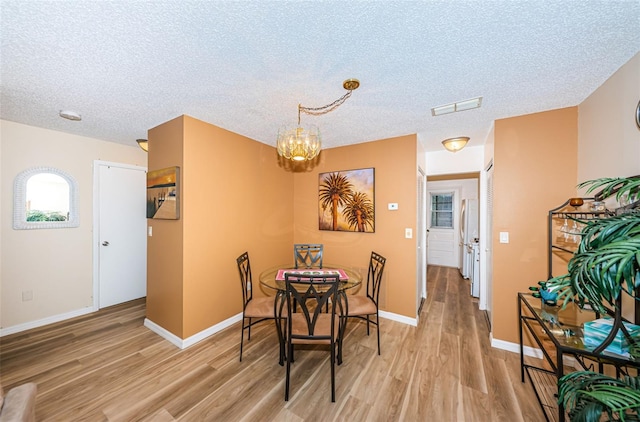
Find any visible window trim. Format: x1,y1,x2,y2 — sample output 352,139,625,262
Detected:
13,166,79,230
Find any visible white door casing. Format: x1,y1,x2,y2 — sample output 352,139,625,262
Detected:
417,167,427,315
93,161,147,309
481,161,494,323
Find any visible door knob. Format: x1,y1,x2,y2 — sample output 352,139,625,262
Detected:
102,241,109,246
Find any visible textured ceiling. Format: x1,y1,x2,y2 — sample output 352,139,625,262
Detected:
1,1,639,152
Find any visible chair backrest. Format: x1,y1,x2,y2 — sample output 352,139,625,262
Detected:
366,252,387,304
236,252,252,308
284,273,344,340
293,244,324,269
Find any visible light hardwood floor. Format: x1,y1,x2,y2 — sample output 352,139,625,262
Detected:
0,266,545,421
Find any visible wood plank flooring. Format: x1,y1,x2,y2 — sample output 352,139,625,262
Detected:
0,266,546,421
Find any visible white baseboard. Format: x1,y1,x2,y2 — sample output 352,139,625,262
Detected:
491,336,543,359
379,310,418,327
144,310,416,350
144,313,243,349
491,334,576,367
0,306,97,337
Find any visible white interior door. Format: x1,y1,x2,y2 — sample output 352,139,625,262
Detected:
427,189,459,267
95,161,147,309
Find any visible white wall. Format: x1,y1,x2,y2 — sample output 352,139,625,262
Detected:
426,145,484,175
0,120,147,332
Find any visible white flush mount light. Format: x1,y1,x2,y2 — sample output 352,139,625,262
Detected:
431,97,482,116
442,136,470,153
59,110,82,121
136,139,148,152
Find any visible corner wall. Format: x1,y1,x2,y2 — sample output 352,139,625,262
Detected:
577,52,640,322
0,120,147,330
291,134,418,318
578,52,640,183
492,108,578,345
145,115,293,339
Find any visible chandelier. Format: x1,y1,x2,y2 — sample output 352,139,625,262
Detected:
277,79,360,161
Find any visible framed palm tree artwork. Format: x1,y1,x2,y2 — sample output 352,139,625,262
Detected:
318,167,374,232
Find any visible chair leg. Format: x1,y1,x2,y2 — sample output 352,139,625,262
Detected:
366,315,370,335
331,342,336,402
239,322,244,362
285,343,293,401
247,317,252,340
337,316,346,365
376,313,381,355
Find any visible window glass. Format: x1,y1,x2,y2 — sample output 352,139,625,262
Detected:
430,193,453,228
26,173,70,221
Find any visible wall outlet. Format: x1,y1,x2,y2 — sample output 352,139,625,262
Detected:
22,290,33,301
388,203,398,210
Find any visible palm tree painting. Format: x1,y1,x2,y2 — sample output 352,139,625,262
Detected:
318,168,374,232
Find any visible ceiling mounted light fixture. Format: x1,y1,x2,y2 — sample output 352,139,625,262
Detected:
136,139,148,152
442,136,470,153
276,78,360,161
59,110,82,121
431,97,482,116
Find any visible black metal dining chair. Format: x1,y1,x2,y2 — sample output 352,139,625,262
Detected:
282,272,347,402
293,244,324,269
347,251,386,355
236,251,283,362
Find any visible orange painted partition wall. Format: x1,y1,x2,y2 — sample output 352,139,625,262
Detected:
147,115,293,339
492,107,578,345
146,116,185,337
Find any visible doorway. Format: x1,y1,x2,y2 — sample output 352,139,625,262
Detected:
93,161,147,309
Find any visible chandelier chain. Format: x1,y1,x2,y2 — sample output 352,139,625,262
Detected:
298,91,353,123
278,78,358,161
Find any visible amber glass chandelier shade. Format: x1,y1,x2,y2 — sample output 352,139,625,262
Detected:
276,125,321,161
276,78,358,162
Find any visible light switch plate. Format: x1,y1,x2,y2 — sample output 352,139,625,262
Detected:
405,228,412,238
499,231,509,243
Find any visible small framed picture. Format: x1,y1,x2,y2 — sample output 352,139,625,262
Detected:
146,166,180,219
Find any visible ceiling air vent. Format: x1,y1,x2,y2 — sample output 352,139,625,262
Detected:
431,97,482,116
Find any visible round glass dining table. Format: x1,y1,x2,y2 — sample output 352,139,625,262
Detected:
259,264,363,292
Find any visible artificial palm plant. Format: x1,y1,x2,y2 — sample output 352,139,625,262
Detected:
546,176,640,422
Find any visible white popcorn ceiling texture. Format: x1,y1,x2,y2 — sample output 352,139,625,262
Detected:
1,1,639,152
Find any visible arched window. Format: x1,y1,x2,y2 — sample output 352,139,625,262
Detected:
13,167,79,229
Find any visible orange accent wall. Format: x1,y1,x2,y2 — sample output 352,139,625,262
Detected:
492,107,578,344
147,115,293,338
146,116,185,337
291,134,418,318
